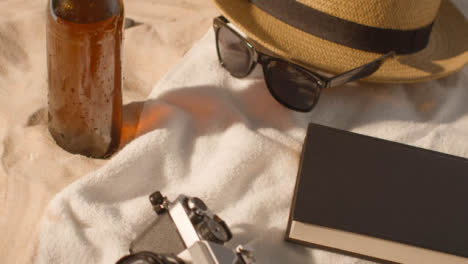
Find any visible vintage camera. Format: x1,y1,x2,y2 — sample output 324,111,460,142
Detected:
116,191,255,264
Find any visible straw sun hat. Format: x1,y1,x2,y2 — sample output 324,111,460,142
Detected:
211,0,468,83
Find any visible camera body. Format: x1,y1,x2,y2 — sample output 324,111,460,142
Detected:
117,191,255,264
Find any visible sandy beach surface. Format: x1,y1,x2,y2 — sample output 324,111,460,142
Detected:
0,0,217,262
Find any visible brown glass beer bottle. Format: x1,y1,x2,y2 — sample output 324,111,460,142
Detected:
46,0,124,158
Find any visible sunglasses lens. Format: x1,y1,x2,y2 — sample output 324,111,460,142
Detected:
264,60,321,112
217,25,252,77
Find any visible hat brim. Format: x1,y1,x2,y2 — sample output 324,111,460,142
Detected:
212,0,468,83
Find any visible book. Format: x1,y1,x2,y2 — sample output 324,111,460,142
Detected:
286,123,468,264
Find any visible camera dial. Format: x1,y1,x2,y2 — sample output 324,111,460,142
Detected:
197,215,232,244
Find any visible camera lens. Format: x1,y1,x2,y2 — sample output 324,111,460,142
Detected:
116,251,183,264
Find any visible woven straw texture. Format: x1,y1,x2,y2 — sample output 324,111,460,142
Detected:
212,0,468,83
297,0,441,29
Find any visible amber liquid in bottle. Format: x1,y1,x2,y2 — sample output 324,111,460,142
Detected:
47,0,124,158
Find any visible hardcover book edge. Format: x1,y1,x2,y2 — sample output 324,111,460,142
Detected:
284,123,468,264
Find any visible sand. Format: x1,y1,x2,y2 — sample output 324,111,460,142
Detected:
0,0,217,262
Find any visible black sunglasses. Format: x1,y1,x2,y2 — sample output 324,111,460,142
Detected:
213,16,394,112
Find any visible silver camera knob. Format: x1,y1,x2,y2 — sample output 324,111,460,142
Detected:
186,197,208,225
236,246,256,264
187,197,207,212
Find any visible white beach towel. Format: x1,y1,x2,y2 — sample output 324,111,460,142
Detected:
35,4,468,263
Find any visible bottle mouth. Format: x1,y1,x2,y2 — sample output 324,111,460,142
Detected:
51,0,122,24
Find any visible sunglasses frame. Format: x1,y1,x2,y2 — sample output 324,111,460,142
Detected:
213,16,394,112
214,16,324,112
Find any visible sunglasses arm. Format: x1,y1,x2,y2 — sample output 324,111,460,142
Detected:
325,51,395,88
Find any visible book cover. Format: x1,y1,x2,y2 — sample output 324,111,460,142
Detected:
286,123,468,264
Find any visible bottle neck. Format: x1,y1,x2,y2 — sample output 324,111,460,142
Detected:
51,0,122,23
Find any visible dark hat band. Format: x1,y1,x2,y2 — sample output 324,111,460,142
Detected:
250,0,434,55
